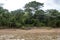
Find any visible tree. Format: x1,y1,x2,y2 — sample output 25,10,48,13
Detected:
24,1,43,11
10,9,25,28
24,1,44,27
0,1,60,29
45,9,60,27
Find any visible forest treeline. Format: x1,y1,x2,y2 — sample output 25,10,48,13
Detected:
0,1,60,28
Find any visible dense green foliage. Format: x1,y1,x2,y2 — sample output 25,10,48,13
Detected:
0,1,60,28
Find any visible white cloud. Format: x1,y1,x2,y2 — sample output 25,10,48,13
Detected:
0,0,6,3
36,0,47,3
0,0,60,11
43,0,60,11
1,0,48,11
3,0,29,11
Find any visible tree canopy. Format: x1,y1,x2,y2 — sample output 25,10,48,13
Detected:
0,1,60,29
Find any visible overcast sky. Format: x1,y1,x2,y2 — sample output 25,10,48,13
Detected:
0,0,60,11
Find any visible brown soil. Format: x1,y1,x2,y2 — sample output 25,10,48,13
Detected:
0,28,60,34
0,28,60,40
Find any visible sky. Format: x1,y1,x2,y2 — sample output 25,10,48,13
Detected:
0,0,60,11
